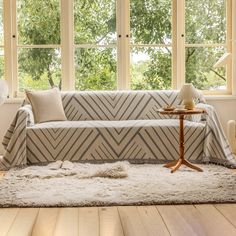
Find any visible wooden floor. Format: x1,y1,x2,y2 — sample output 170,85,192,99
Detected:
0,204,235,236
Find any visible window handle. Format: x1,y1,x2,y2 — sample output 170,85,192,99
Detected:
118,34,131,38
126,34,132,38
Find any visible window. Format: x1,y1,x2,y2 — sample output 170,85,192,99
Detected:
2,0,235,97
74,0,117,90
130,0,172,90
185,0,229,93
17,0,61,93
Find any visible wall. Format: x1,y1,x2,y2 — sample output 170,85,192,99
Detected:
0,98,236,155
206,98,236,133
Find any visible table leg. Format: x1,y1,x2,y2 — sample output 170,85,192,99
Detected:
179,115,184,161
164,114,203,173
183,159,203,172
163,160,178,168
171,159,183,173
169,115,184,173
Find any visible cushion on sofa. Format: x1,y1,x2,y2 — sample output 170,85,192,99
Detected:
26,88,67,123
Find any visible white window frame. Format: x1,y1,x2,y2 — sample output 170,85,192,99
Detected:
2,0,235,97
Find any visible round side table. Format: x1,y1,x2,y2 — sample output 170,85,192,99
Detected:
158,108,206,173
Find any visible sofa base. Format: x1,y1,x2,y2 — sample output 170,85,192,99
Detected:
26,119,206,165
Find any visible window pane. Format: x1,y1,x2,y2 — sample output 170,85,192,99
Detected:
17,0,60,45
74,0,116,44
75,48,117,90
131,47,172,90
186,47,226,91
0,0,3,45
130,0,172,45
186,0,226,44
0,49,4,79
18,48,61,92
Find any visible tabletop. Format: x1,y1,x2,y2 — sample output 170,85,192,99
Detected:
157,108,206,116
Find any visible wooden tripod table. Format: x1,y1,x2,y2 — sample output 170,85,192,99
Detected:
158,108,206,173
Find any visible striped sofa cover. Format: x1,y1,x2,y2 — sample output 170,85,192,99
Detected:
1,90,236,170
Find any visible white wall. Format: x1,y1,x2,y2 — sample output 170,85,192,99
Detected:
206,98,236,133
0,98,236,155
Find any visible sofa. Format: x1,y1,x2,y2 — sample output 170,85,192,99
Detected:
1,90,236,170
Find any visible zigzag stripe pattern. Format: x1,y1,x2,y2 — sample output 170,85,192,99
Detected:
61,90,181,121
26,120,206,164
1,90,236,170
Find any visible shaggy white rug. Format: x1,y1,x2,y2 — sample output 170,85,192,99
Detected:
0,161,235,207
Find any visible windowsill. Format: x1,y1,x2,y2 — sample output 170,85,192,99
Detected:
3,98,24,104
204,95,236,100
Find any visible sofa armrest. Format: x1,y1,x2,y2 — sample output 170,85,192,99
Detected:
20,104,35,127
227,120,236,154
2,104,34,150
0,104,34,170
194,102,236,167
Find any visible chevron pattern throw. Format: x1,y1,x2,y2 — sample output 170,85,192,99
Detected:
1,90,236,170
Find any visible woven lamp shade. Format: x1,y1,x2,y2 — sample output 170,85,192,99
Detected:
178,84,199,100
178,84,199,110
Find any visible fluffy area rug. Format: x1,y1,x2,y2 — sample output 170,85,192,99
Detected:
0,161,235,207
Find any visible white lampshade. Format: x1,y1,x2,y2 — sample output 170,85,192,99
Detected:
0,80,9,106
213,53,231,68
178,83,199,100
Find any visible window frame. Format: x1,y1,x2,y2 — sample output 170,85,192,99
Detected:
2,0,235,97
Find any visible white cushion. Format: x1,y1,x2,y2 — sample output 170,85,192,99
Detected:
26,88,67,123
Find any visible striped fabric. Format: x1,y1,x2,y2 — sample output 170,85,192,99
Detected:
1,90,236,170
26,119,205,164
1,105,34,170
61,90,199,121
196,103,236,167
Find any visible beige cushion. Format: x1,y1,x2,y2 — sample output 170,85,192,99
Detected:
26,88,67,123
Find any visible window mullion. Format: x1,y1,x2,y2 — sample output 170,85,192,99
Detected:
177,0,185,89
172,0,185,90
61,0,74,91
117,0,130,90
12,0,17,97
231,0,236,95
4,0,15,97
172,0,177,89
226,0,232,94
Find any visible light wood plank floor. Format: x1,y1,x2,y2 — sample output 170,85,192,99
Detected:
0,204,235,236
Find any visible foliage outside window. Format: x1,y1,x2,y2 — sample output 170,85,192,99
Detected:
17,0,61,92
185,0,227,91
130,0,172,90
1,0,234,95
74,0,117,90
